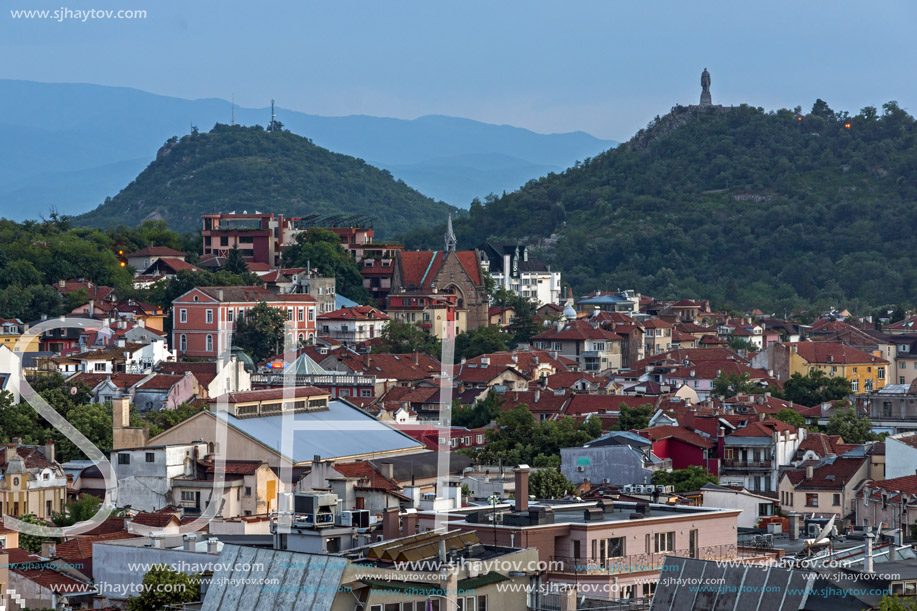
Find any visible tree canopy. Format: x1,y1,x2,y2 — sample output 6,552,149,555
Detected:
372,320,441,355
282,227,373,304
232,301,288,363
528,468,576,499
652,466,718,493
826,405,879,444
777,370,853,406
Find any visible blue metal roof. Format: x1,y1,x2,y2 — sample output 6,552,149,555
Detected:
213,400,423,463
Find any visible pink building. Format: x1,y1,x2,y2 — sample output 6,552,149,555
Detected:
171,286,317,359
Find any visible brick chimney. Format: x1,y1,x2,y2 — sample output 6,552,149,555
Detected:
413,352,419,366
43,439,55,463
382,507,400,540
514,465,531,512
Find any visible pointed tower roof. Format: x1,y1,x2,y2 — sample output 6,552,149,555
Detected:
445,214,457,252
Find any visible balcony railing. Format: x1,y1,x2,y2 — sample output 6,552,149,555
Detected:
252,373,376,387
722,459,773,470
549,544,751,576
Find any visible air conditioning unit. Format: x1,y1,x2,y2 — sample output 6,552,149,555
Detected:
664,486,674,494
807,523,821,537
622,485,634,494
635,485,648,494
337,511,353,527
577,466,586,472
656,485,666,494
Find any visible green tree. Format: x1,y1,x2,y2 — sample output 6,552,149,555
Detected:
52,493,109,527
134,402,207,437
774,408,806,428
777,370,853,406
529,468,576,499
452,390,505,429
826,405,878,444
16,514,50,553
282,228,373,304
652,466,718,493
711,372,763,399
53,402,115,462
879,595,917,611
454,325,508,360
224,244,249,275
126,564,202,611
372,320,441,355
615,403,654,431
232,301,287,363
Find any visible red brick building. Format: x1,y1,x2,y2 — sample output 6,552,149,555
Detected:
171,286,317,359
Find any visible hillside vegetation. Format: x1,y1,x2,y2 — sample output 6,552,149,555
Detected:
404,100,917,312
74,124,455,237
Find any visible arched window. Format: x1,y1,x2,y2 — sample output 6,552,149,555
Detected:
206,334,213,352
180,334,187,352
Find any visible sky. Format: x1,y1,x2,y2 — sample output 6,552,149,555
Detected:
1,0,915,141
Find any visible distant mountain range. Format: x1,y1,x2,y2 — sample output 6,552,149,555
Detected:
0,80,616,219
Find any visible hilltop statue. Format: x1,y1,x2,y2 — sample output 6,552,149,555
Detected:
700,68,712,106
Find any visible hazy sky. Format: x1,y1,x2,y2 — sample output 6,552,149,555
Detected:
2,0,915,140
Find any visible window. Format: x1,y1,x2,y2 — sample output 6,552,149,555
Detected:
206,335,213,352
228,309,234,323
361,389,373,397
654,531,675,553
204,309,213,324
94,362,106,372
245,487,252,497
298,307,304,321
309,308,315,322
180,334,187,352
118,453,131,465
181,491,195,501
879,367,885,380
477,596,487,611
476,434,484,444
759,503,772,516
851,379,859,392
596,536,625,558
833,493,841,506
179,309,187,323
806,493,819,507
145,453,155,463
287,308,293,321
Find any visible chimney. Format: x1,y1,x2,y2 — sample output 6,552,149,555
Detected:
41,540,56,558
43,439,55,463
183,533,199,551
806,466,814,480
403,511,418,536
865,531,875,573
413,352,419,366
514,465,531,512
113,397,131,429
5,444,16,463
382,507,400,540
207,538,219,554
380,462,394,481
364,353,371,368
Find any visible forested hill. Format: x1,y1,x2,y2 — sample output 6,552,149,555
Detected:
404,101,917,312
74,124,455,237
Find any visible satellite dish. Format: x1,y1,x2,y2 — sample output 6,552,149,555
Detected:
70,387,78,395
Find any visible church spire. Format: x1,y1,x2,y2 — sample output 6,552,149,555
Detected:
445,214,457,252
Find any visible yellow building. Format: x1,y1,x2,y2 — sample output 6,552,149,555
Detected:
0,318,39,352
783,341,888,394
0,441,68,521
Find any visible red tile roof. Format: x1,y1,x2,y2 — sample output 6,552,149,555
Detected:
136,373,186,391
129,512,181,528
565,394,655,416
464,350,570,378
455,364,524,384
157,362,218,387
126,246,186,258
398,251,482,288
335,352,442,382
728,419,797,438
68,373,148,389
782,456,867,490
318,306,390,321
331,461,400,491
789,341,887,365
639,425,716,449
532,320,623,342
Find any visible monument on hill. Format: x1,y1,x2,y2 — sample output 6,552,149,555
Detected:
700,68,712,106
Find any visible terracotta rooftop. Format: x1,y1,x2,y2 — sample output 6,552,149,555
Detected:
398,250,482,288
782,456,867,490
126,246,186,258
789,341,887,365
639,425,715,448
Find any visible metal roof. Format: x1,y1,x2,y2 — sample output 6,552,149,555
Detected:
201,544,347,611
214,399,423,464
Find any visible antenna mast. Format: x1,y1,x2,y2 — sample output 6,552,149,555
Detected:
268,99,276,131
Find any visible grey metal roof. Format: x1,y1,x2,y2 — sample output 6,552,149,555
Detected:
651,557,816,611
201,544,347,611
214,399,423,464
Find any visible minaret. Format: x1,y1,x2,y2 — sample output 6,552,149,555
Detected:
445,214,457,252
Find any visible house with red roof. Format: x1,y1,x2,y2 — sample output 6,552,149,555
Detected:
465,349,569,381
855,473,917,530
321,351,441,389
454,363,528,392
389,226,489,331
317,306,389,346
125,245,187,270
761,341,889,393
532,319,624,373
639,425,720,474
722,418,806,493
0,440,68,520
778,455,868,518
4,546,94,608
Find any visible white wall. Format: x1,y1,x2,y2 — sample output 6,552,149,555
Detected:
885,434,917,480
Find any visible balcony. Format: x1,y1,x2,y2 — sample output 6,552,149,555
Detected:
548,544,766,576
722,459,773,471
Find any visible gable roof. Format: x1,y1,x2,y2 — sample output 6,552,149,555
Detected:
398,250,482,288
126,246,186,258
639,425,715,449
532,320,623,342
788,341,887,365
782,456,867,490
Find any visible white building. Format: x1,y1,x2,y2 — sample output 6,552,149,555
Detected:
696,483,776,529
479,242,561,306
0,344,21,403
112,443,207,512
316,306,390,346
884,432,917,480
